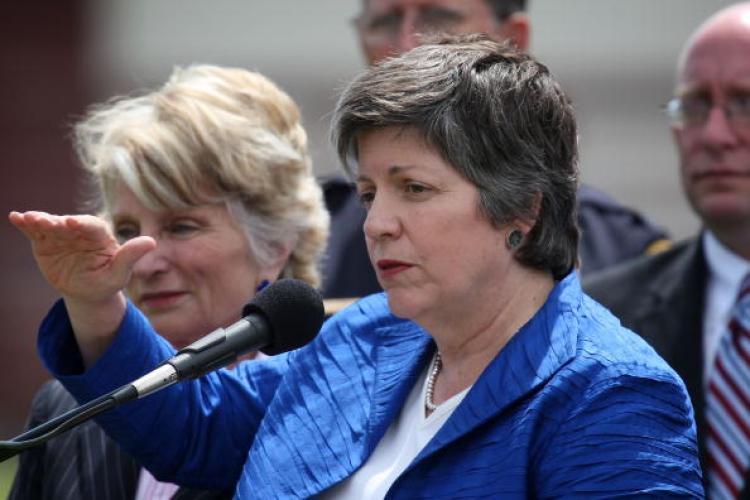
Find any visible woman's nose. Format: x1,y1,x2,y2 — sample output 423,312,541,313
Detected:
131,241,171,278
363,195,401,242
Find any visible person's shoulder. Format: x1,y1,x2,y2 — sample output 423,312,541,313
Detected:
559,301,693,424
577,292,673,370
578,184,661,229
583,238,698,299
30,379,77,416
577,184,671,271
543,314,700,494
556,274,683,384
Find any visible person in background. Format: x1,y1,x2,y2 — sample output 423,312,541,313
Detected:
12,35,701,498
9,64,329,500
585,3,750,497
320,0,670,299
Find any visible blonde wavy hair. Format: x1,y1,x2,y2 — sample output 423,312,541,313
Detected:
74,64,329,286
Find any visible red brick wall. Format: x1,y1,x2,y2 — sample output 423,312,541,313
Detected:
0,2,88,437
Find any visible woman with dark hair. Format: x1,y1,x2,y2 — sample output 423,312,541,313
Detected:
10,36,702,498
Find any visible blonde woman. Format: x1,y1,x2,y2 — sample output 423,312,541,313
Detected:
10,64,328,500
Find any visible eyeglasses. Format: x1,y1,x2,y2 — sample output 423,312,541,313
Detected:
356,6,473,44
665,94,750,129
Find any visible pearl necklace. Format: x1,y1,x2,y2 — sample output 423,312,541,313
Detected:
425,351,443,412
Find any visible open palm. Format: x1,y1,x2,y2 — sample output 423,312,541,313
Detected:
9,211,155,303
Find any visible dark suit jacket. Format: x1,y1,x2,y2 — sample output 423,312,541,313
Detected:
584,237,750,499
321,177,669,298
9,380,231,500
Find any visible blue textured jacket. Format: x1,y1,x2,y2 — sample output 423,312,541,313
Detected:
40,273,703,498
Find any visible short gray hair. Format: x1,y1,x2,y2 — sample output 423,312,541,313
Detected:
332,34,578,279
75,65,329,286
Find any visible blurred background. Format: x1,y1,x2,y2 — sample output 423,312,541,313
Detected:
0,0,736,494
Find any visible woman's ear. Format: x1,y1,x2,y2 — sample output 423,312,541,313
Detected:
512,192,542,235
263,241,294,282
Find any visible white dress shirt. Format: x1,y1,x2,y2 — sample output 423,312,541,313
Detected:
702,231,750,385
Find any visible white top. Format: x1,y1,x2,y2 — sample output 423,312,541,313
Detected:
702,231,750,384
322,356,470,500
134,467,179,500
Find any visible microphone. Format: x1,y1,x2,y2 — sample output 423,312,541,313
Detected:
122,278,324,401
0,278,324,463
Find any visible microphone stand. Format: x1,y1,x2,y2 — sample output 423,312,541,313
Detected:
0,315,264,463
0,315,261,463
0,316,262,463
0,384,137,463
0,278,324,464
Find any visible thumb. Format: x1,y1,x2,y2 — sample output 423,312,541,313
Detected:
111,236,157,281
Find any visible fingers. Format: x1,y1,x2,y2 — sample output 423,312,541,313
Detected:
9,210,55,240
112,236,157,281
10,211,71,248
9,211,112,249
8,211,153,304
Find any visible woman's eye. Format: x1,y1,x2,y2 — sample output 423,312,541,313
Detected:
405,182,430,195
114,225,139,242
168,221,200,236
357,191,375,208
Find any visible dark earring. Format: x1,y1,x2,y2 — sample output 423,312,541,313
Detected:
506,229,524,250
256,280,270,293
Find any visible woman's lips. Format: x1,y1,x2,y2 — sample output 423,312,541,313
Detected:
138,291,188,309
376,259,412,278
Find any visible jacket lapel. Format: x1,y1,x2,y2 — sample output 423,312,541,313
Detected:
364,320,434,455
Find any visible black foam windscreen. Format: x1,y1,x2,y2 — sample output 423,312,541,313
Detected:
242,279,325,355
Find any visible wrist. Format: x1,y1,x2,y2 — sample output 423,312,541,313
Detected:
63,292,128,368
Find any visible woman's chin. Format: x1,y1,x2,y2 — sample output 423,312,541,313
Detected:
386,291,426,321
148,316,206,348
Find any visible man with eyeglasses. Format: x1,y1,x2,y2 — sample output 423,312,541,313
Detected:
354,0,529,65
321,0,670,300
585,3,750,497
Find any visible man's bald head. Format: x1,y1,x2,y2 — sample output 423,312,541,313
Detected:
671,2,750,258
676,2,750,84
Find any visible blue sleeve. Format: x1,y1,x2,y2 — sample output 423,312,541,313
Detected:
37,299,289,489
535,366,704,498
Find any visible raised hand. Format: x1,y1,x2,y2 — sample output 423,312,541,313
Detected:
9,210,156,366
9,211,155,301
